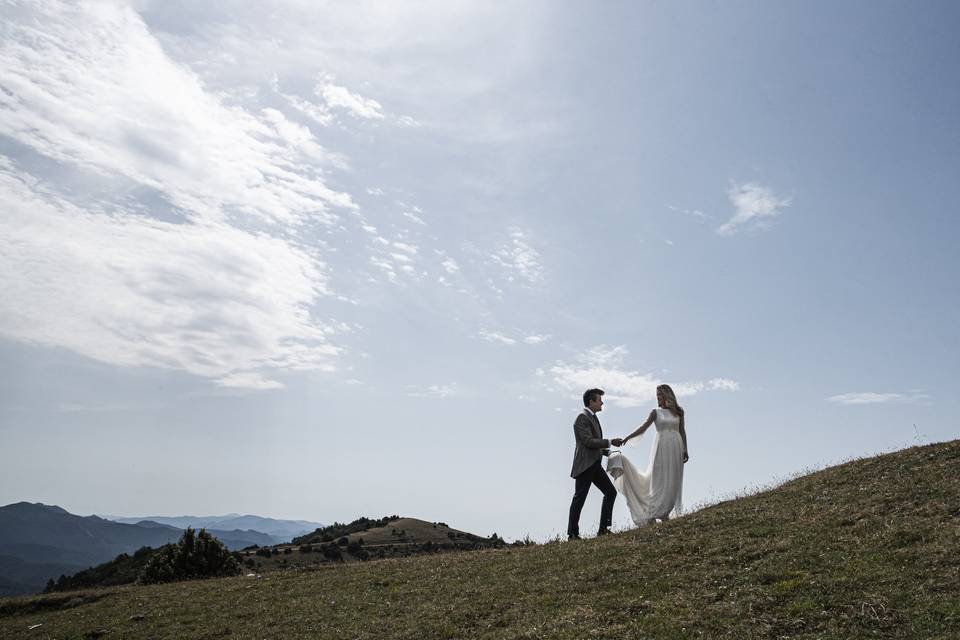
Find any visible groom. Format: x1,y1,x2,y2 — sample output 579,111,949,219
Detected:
567,388,623,540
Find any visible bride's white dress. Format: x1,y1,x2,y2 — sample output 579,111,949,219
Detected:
607,408,684,526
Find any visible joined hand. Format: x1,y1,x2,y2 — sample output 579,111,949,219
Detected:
611,438,624,447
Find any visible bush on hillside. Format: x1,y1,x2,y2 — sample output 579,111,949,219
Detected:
322,544,343,562
44,546,158,593
138,528,241,584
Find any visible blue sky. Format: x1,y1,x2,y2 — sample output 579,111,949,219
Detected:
1,0,958,540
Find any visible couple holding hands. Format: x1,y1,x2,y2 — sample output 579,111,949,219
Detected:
567,385,689,540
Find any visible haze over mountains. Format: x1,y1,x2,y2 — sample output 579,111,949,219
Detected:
0,503,322,596
102,514,322,541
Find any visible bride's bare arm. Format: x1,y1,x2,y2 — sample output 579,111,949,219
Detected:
679,413,689,462
622,409,657,444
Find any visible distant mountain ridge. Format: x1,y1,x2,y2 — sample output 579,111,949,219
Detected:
0,503,303,596
102,514,323,541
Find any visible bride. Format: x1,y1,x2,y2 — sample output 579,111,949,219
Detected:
609,384,689,526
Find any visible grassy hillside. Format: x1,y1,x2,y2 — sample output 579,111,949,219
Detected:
2,440,958,639
246,517,503,572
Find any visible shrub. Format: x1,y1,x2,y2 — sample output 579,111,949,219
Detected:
46,546,157,593
323,544,343,561
299,545,313,554
283,547,292,555
336,537,349,547
138,528,240,584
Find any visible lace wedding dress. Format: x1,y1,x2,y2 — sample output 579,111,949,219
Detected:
607,408,684,526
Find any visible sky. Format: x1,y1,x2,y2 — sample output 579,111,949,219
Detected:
1,0,958,541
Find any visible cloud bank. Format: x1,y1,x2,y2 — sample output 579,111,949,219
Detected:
0,2,354,388
547,345,739,407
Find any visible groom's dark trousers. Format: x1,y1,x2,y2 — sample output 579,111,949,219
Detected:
568,458,616,537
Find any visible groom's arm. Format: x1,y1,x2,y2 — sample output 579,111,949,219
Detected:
573,415,609,449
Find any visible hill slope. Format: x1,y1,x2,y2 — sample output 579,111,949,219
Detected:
2,440,958,639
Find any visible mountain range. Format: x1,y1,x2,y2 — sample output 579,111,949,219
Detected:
0,503,322,596
102,513,322,541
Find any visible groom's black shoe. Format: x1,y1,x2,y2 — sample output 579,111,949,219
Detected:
567,534,581,541
596,529,611,537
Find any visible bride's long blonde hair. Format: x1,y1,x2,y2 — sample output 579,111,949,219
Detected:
656,384,684,418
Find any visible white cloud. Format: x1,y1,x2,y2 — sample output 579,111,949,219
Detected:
828,391,930,405
403,211,426,225
0,3,361,389
405,383,458,398
287,74,385,127
718,182,791,236
0,161,338,389
316,75,385,120
547,345,738,408
478,329,550,346
479,330,517,346
285,93,335,127
492,228,544,285
668,205,709,220
0,2,354,226
708,378,740,392
132,0,557,152
216,373,285,391
400,205,427,225
369,256,398,282
441,257,460,274
392,242,419,254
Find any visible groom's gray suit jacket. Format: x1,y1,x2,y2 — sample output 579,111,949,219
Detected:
570,408,611,478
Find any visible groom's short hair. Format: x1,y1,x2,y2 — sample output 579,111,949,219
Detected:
583,388,604,407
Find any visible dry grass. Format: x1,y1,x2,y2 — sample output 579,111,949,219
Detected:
2,439,958,639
